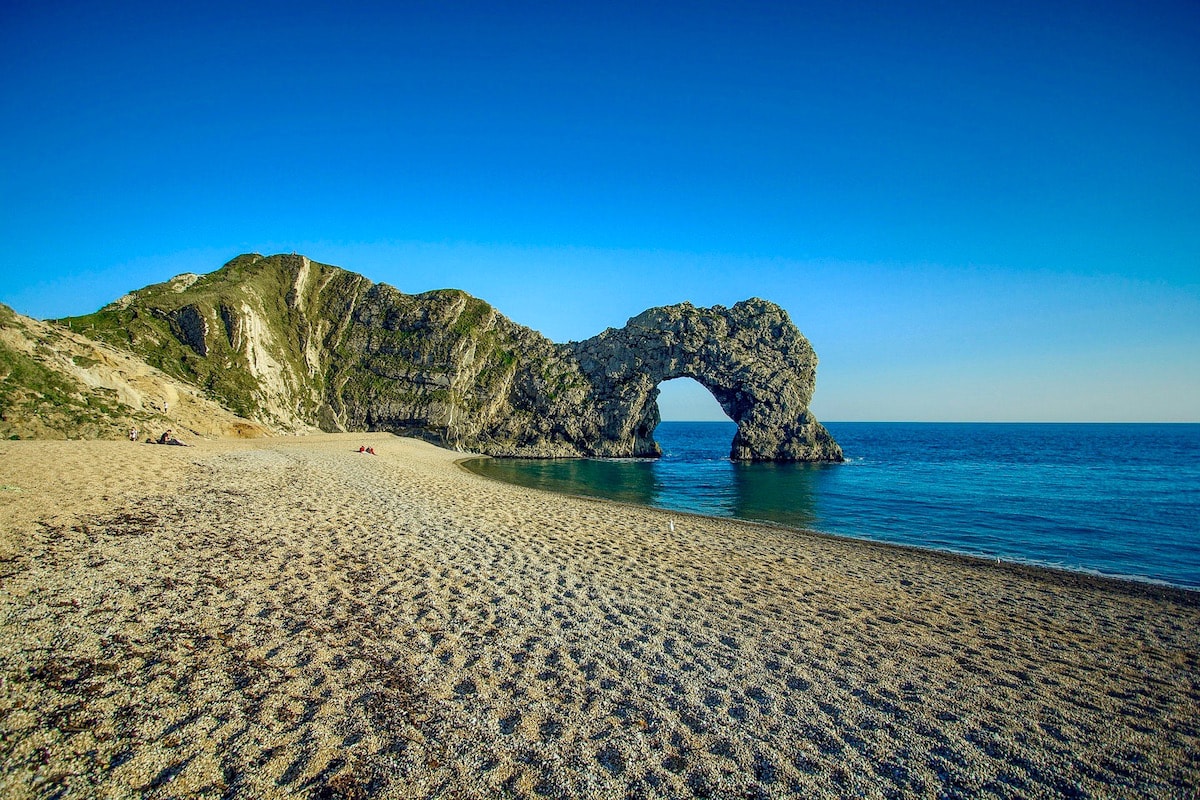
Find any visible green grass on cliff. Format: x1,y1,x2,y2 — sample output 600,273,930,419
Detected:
51,254,542,437
0,328,82,415
446,294,493,336
62,307,264,419
0,309,142,439
56,254,323,421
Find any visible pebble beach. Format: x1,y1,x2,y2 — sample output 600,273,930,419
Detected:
1,433,1197,799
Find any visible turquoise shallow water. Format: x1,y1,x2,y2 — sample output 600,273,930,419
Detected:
466,422,1200,590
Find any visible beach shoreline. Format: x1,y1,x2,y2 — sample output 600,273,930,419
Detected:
462,453,1200,603
2,434,1197,798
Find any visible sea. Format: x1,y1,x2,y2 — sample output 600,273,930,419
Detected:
466,422,1200,591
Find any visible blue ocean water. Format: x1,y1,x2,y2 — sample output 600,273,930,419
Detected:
467,422,1200,590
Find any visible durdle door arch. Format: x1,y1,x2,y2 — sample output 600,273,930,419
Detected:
565,299,844,463
80,253,841,462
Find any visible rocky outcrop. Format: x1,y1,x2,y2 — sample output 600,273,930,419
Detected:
565,300,842,461
166,305,209,356
60,254,842,461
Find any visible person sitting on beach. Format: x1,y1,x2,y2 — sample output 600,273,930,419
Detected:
129,426,138,442
366,447,376,455
358,446,366,453
157,429,188,446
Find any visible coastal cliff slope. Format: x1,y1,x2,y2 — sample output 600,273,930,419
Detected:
48,253,840,461
0,303,268,441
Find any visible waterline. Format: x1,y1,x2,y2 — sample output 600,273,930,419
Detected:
465,422,1200,590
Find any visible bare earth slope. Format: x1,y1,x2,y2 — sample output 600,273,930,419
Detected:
0,304,271,441
1,435,1196,798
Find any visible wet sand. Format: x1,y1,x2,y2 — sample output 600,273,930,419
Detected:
1,434,1197,798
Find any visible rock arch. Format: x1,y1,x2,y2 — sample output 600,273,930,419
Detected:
565,299,843,462
71,253,841,462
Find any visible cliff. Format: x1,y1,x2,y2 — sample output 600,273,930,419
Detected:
49,254,841,461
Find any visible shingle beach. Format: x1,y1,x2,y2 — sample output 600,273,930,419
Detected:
2,434,1197,799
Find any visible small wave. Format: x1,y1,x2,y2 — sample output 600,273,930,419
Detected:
592,457,657,463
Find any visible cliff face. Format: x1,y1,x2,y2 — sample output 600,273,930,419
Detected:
60,253,842,461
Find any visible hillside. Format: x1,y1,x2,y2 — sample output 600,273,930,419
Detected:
43,253,839,460
0,303,270,441
59,253,584,451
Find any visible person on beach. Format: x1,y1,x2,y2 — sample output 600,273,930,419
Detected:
129,426,138,441
157,429,188,446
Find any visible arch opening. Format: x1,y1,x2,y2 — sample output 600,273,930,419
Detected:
656,377,732,422
647,377,737,460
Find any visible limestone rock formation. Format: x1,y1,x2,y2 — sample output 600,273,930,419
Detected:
568,300,842,461
56,254,842,461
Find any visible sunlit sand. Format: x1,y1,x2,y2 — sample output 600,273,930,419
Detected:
2,434,1196,798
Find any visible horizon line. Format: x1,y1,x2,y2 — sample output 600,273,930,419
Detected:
657,418,1200,425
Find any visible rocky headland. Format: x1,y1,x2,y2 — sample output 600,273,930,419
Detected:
30,253,840,461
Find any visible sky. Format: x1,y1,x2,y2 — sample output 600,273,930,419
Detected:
1,0,1197,422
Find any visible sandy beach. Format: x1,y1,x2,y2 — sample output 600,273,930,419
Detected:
1,433,1197,799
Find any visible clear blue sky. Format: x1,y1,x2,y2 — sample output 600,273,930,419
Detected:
2,0,1197,421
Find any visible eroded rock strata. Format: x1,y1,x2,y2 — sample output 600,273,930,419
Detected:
63,254,842,461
